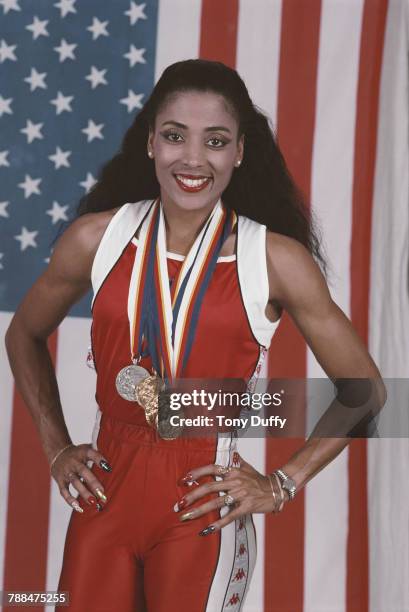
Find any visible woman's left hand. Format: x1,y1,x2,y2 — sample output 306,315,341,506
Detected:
174,454,289,535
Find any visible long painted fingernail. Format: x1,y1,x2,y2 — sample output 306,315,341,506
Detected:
178,476,199,487
199,525,216,536
71,501,83,513
100,460,112,472
95,488,107,502
96,502,104,512
173,497,188,512
180,511,196,522
178,473,194,485
87,496,97,506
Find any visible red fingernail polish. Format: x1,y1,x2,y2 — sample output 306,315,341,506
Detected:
178,497,188,510
87,496,97,506
178,473,193,486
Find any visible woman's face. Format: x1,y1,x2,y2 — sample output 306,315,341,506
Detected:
148,90,244,212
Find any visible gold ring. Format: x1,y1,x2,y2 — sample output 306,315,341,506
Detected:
216,466,232,476
224,494,235,506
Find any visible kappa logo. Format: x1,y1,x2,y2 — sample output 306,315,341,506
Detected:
225,592,241,607
236,543,247,558
232,568,246,582
237,517,245,531
232,452,240,468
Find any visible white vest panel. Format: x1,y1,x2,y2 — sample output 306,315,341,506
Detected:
91,200,281,348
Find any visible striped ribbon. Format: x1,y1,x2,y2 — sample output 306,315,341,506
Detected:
127,197,237,381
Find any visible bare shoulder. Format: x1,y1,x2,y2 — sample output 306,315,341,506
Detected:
48,206,122,283
6,206,123,340
266,231,315,273
265,230,330,309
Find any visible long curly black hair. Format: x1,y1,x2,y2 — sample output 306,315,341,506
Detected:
72,58,328,276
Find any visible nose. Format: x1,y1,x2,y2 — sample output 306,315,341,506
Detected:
181,139,206,168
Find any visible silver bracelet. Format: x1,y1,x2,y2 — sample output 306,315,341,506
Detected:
50,443,74,471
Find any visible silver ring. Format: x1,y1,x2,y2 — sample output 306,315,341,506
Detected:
224,494,235,506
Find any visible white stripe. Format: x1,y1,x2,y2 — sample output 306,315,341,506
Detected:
306,0,364,610
368,439,409,612
91,201,152,310
205,435,236,610
237,353,268,612
131,237,236,263
237,5,282,606
0,312,15,592
46,317,99,590
205,436,258,611
236,217,281,348
157,204,176,371
369,0,409,380
236,0,282,126
127,201,157,357
368,0,409,610
154,0,202,83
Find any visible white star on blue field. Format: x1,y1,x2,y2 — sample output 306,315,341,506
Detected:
0,0,158,316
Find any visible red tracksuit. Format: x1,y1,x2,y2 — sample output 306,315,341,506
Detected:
57,237,260,611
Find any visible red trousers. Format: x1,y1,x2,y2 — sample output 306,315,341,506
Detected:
57,412,256,611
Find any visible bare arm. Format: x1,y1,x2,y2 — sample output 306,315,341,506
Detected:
266,232,387,492
4,209,117,465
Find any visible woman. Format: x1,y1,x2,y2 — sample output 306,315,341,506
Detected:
5,59,385,611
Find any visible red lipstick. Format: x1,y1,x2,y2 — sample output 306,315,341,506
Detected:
174,174,212,193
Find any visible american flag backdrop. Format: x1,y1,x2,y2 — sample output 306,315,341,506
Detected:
1,1,408,611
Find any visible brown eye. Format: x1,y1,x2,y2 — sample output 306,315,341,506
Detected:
162,131,182,142
207,138,227,148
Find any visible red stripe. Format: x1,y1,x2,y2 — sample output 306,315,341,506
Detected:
3,331,58,611
266,1,322,610
199,0,239,67
348,1,388,610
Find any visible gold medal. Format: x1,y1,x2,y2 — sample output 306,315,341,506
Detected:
134,374,164,429
121,197,235,438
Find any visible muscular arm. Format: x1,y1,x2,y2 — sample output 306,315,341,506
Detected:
4,209,118,465
265,232,387,491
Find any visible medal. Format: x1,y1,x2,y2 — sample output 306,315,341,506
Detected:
115,199,159,404
118,197,237,438
115,362,151,401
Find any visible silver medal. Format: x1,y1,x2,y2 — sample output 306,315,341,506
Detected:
115,364,150,401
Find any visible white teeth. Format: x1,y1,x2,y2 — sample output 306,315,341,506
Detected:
176,175,210,188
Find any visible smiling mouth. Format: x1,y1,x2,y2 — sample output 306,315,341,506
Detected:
174,174,212,192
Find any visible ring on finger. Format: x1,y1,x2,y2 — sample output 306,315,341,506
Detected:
216,466,231,476
224,494,235,506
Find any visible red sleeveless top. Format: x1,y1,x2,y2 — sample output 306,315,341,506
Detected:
90,239,261,425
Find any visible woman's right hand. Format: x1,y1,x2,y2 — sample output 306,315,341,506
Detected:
50,443,112,513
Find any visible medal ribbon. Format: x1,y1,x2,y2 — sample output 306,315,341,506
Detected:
128,198,237,381
127,198,159,362
154,201,237,380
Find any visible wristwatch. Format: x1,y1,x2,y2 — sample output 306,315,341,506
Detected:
273,469,297,500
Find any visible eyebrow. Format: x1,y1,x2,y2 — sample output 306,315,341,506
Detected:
161,120,232,134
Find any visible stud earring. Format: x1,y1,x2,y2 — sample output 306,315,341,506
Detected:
148,150,153,158
235,159,242,167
